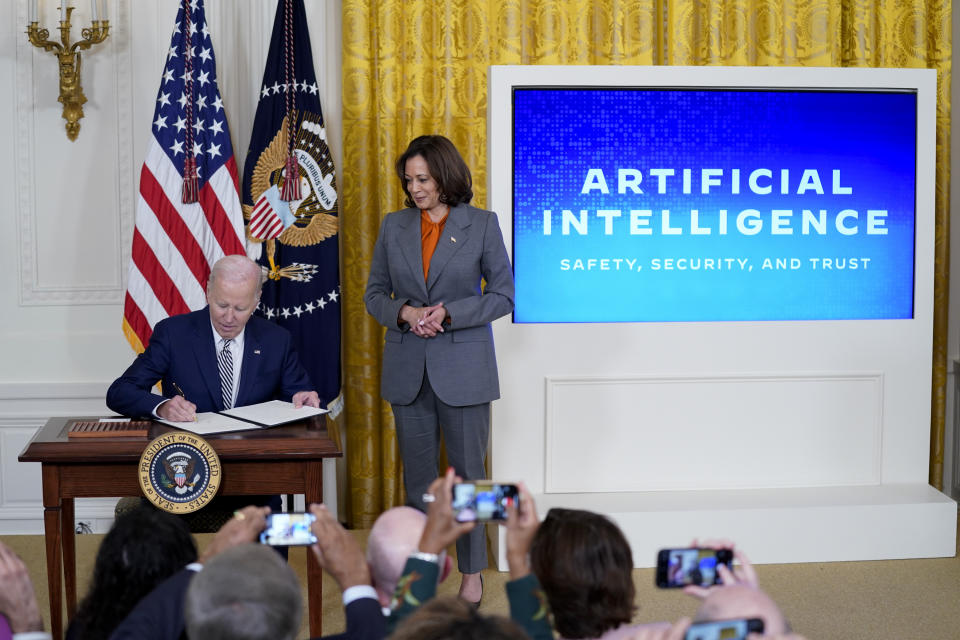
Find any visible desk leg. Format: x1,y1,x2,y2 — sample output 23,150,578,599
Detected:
62,498,77,619
41,465,63,640
306,462,323,638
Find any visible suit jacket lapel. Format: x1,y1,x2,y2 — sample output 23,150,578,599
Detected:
236,322,262,406
426,205,470,293
397,209,430,300
190,310,222,410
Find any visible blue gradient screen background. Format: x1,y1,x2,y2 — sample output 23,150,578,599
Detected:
512,88,917,322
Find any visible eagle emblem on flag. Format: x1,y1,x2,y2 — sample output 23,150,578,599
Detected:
244,112,339,279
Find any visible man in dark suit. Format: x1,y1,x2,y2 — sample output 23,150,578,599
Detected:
107,254,318,524
106,254,319,421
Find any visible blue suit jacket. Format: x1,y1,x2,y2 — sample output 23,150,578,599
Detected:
106,309,314,418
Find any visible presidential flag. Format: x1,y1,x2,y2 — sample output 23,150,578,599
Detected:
242,0,341,410
123,0,245,352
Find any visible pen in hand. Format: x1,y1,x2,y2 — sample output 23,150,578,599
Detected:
170,381,198,422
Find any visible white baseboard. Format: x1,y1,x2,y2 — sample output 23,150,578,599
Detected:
0,500,120,535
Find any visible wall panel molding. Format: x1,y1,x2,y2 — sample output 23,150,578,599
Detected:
544,372,885,493
0,390,118,534
15,0,131,306
0,381,112,418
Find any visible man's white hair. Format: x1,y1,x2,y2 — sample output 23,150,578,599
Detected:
208,254,263,292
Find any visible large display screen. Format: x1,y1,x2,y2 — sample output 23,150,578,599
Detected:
512,87,917,323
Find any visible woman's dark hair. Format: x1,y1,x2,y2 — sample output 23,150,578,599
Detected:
391,595,528,640
530,508,636,639
68,504,197,640
395,135,473,207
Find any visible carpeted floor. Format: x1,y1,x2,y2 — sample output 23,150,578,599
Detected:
2,524,959,639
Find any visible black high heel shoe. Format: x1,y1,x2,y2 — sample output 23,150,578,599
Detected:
462,573,483,609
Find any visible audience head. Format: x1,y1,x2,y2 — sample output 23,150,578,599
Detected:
206,254,263,340
395,134,474,207
185,543,302,640
70,504,196,640
530,507,636,639
366,505,449,606
694,584,789,635
390,595,529,640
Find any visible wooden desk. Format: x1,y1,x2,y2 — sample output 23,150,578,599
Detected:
18,415,342,639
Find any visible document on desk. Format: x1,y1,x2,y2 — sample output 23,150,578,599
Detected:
221,400,328,427
157,412,263,435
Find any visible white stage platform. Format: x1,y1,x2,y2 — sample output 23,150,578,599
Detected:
494,484,956,569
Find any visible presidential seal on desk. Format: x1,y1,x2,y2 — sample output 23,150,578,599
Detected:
139,432,221,513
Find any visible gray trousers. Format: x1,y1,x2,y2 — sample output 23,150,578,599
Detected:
391,372,489,574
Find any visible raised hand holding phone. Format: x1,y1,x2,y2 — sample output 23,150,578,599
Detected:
451,481,519,522
308,503,370,590
656,546,734,589
680,539,758,600
683,618,763,640
419,467,475,554
199,505,270,564
503,481,538,580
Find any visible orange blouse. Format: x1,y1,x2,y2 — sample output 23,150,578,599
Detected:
420,209,448,282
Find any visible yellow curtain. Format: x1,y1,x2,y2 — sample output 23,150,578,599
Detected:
341,0,951,526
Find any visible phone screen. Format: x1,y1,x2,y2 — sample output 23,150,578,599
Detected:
656,548,734,588
259,512,318,546
452,482,518,522
683,618,764,640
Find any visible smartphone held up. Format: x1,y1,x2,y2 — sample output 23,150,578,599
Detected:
259,512,318,546
655,547,734,588
451,481,519,522
683,618,764,640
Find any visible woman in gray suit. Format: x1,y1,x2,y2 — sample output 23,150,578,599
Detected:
364,135,515,605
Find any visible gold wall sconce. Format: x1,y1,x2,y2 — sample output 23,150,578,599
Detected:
26,1,110,141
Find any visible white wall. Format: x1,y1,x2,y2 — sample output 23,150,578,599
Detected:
0,0,343,534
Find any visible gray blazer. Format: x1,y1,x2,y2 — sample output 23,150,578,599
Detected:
364,203,515,407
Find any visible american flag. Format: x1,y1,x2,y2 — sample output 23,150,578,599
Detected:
122,0,245,352
248,184,289,240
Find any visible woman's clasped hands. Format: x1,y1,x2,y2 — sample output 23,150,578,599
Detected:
403,302,447,338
